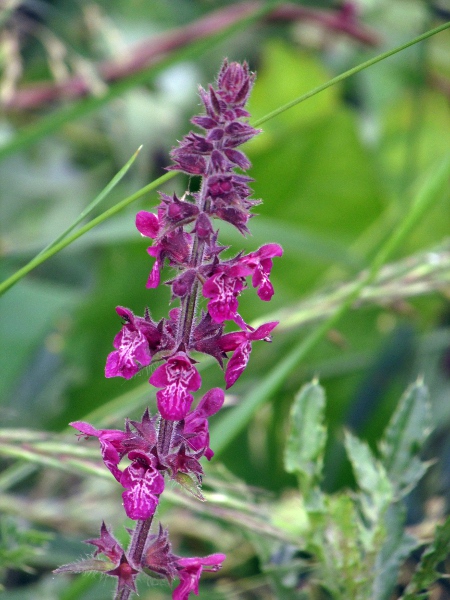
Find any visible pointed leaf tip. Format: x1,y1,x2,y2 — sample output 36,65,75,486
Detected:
284,381,327,491
379,381,431,497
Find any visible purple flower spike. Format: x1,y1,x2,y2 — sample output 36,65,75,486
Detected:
150,352,202,421
173,553,226,600
120,451,165,520
65,61,281,600
220,321,279,389
105,307,160,379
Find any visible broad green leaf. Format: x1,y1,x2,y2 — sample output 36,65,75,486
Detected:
252,21,450,131
344,431,393,527
379,380,432,497
249,40,336,137
284,381,327,495
372,503,418,600
402,515,450,600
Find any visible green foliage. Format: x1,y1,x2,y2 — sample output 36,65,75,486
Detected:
379,381,432,498
272,379,433,600
402,515,450,599
1,1,450,597
0,517,52,586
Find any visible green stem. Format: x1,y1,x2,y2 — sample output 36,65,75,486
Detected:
36,146,142,257
253,20,450,127
0,171,175,296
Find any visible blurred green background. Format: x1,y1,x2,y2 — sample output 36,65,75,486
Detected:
1,0,450,598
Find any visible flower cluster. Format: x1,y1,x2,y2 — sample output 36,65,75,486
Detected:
58,60,282,600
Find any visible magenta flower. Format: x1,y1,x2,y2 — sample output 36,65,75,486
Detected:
145,245,163,288
135,210,160,238
149,352,202,420
105,306,160,379
70,411,164,520
202,266,246,324
220,321,279,388
230,243,283,301
164,444,204,484
120,451,165,520
183,388,225,460
203,244,282,325
161,192,199,224
146,229,192,289
70,420,128,481
173,553,226,600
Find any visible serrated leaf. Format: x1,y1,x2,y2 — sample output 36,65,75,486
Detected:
379,381,432,497
344,431,393,527
284,380,327,492
373,503,419,600
402,515,450,599
174,472,205,502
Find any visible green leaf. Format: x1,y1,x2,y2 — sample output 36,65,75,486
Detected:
379,380,432,497
344,431,393,527
372,503,418,600
253,21,450,129
249,40,336,133
284,380,327,495
174,472,205,502
402,515,450,600
54,558,115,574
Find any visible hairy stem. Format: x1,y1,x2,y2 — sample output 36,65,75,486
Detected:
115,516,154,600
158,418,175,457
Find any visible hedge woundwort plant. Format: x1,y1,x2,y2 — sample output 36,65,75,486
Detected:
56,60,282,599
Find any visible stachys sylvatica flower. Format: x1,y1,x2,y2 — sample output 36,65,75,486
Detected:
57,59,282,600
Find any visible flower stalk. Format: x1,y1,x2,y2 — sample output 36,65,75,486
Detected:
56,59,282,599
